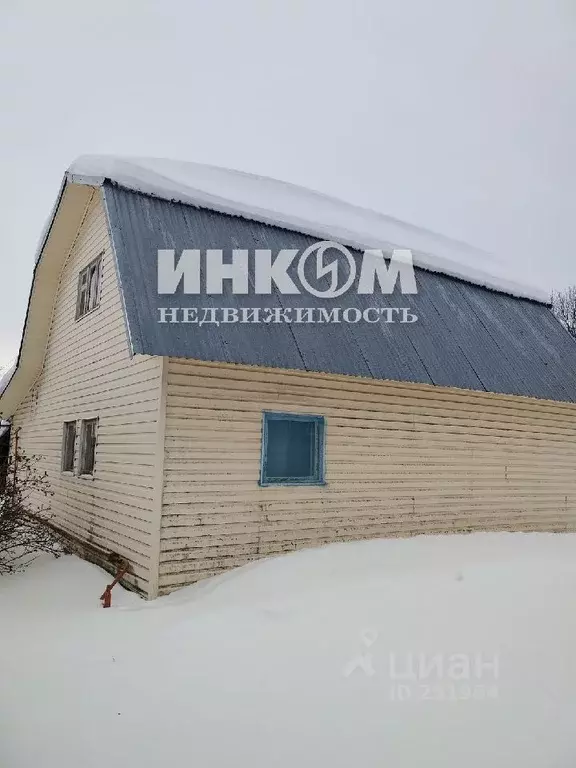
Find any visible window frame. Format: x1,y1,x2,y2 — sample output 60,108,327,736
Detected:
61,421,77,473
259,411,326,487
78,418,98,477
75,254,103,321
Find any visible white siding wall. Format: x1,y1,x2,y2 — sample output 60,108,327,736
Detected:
159,357,576,593
11,192,163,595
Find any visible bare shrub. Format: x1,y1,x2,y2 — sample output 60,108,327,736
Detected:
0,444,62,575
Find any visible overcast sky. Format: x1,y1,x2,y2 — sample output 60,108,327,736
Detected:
1,0,575,370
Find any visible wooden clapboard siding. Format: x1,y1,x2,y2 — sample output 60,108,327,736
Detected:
11,191,163,596
159,356,576,592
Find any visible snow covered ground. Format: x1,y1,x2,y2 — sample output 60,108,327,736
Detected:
2,532,576,767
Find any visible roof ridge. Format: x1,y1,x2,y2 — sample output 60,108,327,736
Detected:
67,155,547,304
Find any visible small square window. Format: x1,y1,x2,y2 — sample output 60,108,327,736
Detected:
260,412,325,486
61,421,76,472
76,255,102,320
79,418,98,476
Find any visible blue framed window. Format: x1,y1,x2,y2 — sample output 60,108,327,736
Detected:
260,412,325,486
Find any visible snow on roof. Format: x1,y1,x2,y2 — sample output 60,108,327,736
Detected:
68,155,547,304
0,363,16,397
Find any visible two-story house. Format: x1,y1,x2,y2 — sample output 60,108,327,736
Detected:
2,156,576,597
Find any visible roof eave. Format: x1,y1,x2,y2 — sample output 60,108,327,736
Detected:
0,180,97,418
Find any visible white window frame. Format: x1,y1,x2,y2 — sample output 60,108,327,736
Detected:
76,254,103,320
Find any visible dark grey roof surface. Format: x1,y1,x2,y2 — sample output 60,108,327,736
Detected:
103,183,576,403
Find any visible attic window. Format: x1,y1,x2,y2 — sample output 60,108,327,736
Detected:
260,412,325,486
76,255,102,319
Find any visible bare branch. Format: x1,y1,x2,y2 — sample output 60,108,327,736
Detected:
551,285,576,338
0,447,63,575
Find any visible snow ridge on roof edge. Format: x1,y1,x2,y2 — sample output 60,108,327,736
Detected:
67,155,548,305
0,363,16,398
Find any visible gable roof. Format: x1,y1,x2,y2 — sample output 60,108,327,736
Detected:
0,181,96,418
102,183,576,403
2,155,576,419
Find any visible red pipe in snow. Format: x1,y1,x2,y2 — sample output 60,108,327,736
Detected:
100,563,129,608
